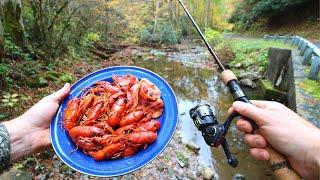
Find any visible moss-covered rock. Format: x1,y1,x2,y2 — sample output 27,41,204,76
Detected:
259,79,287,103
1,0,25,48
26,75,48,88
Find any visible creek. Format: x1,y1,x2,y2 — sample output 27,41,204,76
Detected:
132,45,274,179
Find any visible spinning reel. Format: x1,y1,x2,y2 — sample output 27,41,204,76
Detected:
190,103,239,167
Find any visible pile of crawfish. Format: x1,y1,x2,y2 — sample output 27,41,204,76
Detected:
63,75,164,161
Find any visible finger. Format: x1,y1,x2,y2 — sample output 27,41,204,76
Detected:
232,101,266,125
244,134,267,148
250,148,270,161
47,83,71,102
249,100,268,109
236,119,252,133
227,107,234,115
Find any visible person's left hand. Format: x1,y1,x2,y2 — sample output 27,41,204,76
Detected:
3,83,70,162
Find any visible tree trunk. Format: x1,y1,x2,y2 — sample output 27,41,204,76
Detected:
0,19,4,59
1,0,25,48
153,0,160,34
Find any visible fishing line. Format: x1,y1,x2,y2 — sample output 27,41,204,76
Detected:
166,0,202,102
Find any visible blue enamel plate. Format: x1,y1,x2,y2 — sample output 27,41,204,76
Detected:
50,66,178,177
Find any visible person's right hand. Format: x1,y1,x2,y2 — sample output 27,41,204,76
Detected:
229,100,320,179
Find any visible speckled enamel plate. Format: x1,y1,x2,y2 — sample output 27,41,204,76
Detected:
50,66,178,177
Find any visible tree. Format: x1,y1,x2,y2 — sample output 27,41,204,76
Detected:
0,19,4,59
1,0,25,48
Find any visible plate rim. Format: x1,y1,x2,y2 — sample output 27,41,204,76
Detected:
50,65,178,177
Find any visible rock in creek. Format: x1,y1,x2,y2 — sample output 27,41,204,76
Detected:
203,167,215,180
237,71,260,81
239,78,256,88
150,49,166,57
232,173,245,180
185,141,200,153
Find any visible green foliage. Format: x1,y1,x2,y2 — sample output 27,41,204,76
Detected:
82,32,101,47
45,71,73,83
215,39,292,74
1,93,19,108
4,34,32,61
229,0,312,29
0,63,13,87
299,80,320,99
0,64,9,76
204,28,223,46
176,152,188,165
140,21,181,45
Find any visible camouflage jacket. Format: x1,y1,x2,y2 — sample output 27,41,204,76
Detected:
0,124,10,173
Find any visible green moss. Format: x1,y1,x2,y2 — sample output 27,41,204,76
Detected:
299,79,320,99
260,79,287,102
260,79,285,93
217,39,292,75
176,152,188,165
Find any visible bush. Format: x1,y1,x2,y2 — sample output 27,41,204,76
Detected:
140,21,181,45
204,28,223,46
229,0,312,28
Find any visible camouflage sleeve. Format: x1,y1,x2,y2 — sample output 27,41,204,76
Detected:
0,124,10,173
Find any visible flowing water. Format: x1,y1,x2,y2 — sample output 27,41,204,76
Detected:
133,45,274,179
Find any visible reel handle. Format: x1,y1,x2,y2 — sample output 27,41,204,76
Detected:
221,70,301,180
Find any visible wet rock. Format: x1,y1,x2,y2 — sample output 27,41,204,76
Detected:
75,68,86,75
59,164,70,173
0,169,32,180
187,171,197,180
203,167,214,180
234,63,242,68
232,173,245,180
150,50,166,57
145,163,153,169
239,78,256,88
175,158,185,168
230,146,239,155
238,71,260,81
185,141,200,153
156,161,166,172
180,112,186,115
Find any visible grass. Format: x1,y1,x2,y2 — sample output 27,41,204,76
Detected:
217,38,292,75
299,79,320,99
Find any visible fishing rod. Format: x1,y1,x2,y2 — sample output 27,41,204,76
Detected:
177,0,300,179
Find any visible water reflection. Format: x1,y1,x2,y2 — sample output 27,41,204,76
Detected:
134,49,273,179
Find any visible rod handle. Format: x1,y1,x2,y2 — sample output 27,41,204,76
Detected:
267,146,301,180
221,70,301,180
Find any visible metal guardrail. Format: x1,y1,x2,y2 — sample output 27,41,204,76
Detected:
264,34,320,80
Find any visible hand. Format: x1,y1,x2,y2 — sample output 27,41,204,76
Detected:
229,100,320,179
3,83,70,162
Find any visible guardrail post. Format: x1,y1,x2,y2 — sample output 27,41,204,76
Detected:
300,43,308,55
295,38,300,46
298,39,304,50
302,47,314,65
308,55,320,80
264,34,269,40
291,36,298,46
284,35,291,43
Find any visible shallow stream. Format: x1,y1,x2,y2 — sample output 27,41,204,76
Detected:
133,46,274,179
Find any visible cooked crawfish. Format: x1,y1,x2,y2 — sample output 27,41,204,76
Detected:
63,74,164,161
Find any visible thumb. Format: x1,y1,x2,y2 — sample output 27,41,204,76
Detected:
47,83,71,103
232,101,267,126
